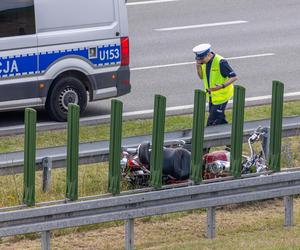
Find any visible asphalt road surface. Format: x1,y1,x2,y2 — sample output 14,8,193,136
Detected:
1,0,300,125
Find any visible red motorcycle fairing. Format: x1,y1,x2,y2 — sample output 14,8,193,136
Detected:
203,150,230,163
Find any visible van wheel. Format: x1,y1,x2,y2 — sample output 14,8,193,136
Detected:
46,76,87,122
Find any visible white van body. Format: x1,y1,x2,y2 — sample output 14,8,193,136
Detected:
0,0,130,121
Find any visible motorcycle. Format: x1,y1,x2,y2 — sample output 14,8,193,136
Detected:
120,126,269,187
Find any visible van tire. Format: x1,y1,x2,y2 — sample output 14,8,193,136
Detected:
46,76,87,122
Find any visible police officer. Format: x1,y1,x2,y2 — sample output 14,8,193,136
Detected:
193,43,238,126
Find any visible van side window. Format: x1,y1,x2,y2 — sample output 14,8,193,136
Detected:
0,0,36,38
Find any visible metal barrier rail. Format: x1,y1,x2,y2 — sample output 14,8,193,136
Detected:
0,170,299,249
0,116,299,176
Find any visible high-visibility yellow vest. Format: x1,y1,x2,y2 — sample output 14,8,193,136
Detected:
202,54,234,104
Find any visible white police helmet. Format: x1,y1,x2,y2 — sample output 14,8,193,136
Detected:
193,43,211,60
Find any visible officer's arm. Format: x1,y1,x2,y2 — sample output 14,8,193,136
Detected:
223,76,238,88
196,62,203,79
220,60,237,86
219,59,237,88
208,76,238,92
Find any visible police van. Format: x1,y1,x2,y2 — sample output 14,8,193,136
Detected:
0,0,130,121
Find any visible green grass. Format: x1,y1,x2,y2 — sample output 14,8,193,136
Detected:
0,163,108,206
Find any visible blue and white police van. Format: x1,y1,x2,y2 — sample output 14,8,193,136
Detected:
0,0,130,121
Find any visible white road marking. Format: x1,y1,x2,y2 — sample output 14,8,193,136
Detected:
132,61,194,71
244,91,300,102
155,20,248,31
227,53,275,60
131,53,275,71
127,0,179,6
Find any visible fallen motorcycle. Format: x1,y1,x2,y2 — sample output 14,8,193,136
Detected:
120,126,269,187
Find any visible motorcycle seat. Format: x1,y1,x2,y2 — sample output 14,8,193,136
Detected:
138,142,151,165
163,148,191,180
138,142,191,180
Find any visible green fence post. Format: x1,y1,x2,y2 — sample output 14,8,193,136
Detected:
268,80,284,172
190,90,206,184
108,100,123,195
23,108,37,206
66,104,80,201
150,95,166,188
230,85,245,178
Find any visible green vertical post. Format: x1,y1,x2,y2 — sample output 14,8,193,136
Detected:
190,90,206,184
23,108,37,206
66,104,80,201
230,85,245,178
150,95,166,188
108,100,123,195
268,80,284,172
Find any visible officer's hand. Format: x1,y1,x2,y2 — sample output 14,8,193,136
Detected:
208,85,222,92
196,59,203,65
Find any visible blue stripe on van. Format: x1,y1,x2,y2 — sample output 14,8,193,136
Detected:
0,44,121,78
0,54,37,78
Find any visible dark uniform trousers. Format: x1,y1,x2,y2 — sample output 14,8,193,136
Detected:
207,101,228,126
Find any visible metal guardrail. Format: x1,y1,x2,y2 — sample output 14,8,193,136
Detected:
0,92,299,137
0,116,299,176
0,170,298,249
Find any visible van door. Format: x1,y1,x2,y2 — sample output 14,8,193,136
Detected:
0,0,38,110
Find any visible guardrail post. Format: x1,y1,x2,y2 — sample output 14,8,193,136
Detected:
23,108,36,206
42,157,52,192
261,127,269,159
206,207,216,239
230,85,245,178
190,90,206,184
41,231,51,250
284,196,294,227
66,104,80,201
108,100,123,195
268,80,284,172
125,219,134,250
150,95,166,188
